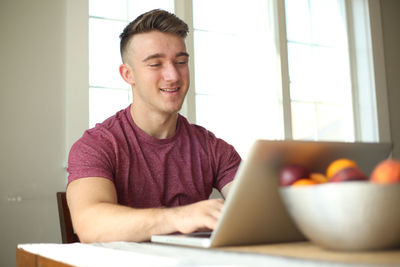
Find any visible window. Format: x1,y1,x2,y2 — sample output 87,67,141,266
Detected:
85,0,388,158
285,0,354,141
193,0,383,157
88,0,174,128
193,0,284,157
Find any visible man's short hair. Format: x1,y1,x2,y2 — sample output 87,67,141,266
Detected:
119,9,189,62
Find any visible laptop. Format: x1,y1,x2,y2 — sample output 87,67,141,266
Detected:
151,140,392,248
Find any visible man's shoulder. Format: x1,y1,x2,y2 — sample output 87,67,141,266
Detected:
178,114,216,139
93,106,130,131
177,114,236,153
73,106,131,149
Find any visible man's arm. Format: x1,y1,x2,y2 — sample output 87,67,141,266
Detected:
67,177,224,243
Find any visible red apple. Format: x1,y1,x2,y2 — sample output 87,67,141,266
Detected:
329,167,367,183
280,164,310,186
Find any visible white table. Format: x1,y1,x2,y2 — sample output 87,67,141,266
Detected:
17,241,400,267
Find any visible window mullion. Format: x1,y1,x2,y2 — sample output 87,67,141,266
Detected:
175,0,196,123
276,0,293,140
344,0,362,141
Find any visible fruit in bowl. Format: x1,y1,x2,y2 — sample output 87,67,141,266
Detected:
279,164,310,186
292,178,317,186
280,182,400,251
326,158,359,179
326,158,367,183
329,167,367,182
309,173,328,184
370,159,400,184
279,157,368,187
279,156,400,251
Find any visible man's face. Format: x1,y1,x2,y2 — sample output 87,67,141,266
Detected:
124,31,190,116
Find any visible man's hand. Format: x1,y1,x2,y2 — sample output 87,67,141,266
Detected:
170,199,225,234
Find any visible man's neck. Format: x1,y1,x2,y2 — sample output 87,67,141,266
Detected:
130,105,178,139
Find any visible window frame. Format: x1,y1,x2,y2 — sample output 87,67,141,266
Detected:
65,0,391,163
274,0,390,142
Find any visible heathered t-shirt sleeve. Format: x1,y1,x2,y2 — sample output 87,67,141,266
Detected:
67,129,115,185
209,134,242,191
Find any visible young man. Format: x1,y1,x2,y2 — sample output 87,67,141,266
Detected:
67,9,241,243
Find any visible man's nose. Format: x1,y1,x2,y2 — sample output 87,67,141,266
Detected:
162,63,179,82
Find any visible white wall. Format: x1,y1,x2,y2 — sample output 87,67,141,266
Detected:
0,1,67,266
0,0,399,266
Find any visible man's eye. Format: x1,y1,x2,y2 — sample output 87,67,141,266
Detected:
175,60,188,65
149,63,161,67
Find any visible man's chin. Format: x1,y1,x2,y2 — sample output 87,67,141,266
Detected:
168,107,183,115
156,106,181,116
167,102,185,114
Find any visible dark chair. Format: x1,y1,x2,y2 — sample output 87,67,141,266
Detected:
56,192,79,243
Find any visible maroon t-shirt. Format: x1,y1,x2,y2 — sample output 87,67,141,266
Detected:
67,106,241,208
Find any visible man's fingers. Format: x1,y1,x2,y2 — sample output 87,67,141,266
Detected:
198,199,225,229
203,215,218,230
209,205,223,221
173,198,226,234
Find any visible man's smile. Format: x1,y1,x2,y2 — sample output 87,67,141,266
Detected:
160,87,180,93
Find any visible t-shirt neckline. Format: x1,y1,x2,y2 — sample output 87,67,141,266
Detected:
125,105,182,145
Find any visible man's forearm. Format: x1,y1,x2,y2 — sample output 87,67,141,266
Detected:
74,202,177,243
67,177,224,243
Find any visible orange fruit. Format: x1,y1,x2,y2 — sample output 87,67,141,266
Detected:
326,158,358,179
370,159,400,184
292,178,317,186
310,173,328,183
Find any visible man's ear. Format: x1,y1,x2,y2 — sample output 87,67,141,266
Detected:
119,63,135,85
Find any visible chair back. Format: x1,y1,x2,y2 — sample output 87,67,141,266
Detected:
56,192,79,243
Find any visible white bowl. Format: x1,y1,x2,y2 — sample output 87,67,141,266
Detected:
280,182,400,251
